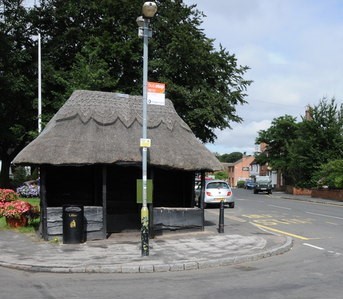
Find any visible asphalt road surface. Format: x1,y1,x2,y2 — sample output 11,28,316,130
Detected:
1,189,342,299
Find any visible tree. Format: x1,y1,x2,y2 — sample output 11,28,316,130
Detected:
255,98,343,188
151,2,252,143
288,98,343,187
217,152,243,163
255,115,298,185
32,0,251,142
1,0,251,187
0,0,38,188
214,171,228,180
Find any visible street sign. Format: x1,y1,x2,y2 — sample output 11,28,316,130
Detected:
140,138,151,147
136,179,153,203
147,82,165,105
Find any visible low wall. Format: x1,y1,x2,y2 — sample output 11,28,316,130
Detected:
153,207,203,231
312,189,343,201
45,206,105,241
286,186,312,196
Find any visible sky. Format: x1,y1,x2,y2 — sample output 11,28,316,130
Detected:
184,0,343,155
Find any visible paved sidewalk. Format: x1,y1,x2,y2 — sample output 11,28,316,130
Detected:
272,191,343,206
2,192,339,274
0,223,292,274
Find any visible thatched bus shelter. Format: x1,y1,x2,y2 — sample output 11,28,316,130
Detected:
13,90,222,240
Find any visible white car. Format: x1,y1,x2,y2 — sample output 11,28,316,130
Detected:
203,180,234,208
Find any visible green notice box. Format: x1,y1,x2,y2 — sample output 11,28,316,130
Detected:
136,179,153,203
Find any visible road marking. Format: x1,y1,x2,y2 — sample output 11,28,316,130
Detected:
252,218,312,226
268,204,292,210
253,223,311,240
225,215,247,223
243,214,273,219
303,244,342,256
206,210,247,223
306,212,343,221
326,221,339,226
303,243,325,250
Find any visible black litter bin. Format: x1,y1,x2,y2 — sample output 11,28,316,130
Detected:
62,205,84,244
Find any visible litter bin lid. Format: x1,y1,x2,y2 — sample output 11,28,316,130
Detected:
65,206,82,212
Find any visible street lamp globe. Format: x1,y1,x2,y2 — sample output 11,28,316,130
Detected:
142,1,157,19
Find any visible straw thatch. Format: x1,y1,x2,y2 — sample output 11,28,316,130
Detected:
13,90,222,171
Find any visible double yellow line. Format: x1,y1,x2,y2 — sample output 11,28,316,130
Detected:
253,223,311,240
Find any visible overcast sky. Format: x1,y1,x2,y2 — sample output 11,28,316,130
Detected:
183,0,343,155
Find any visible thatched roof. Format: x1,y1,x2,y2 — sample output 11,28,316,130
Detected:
13,90,222,171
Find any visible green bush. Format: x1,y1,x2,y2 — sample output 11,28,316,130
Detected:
215,171,228,180
11,167,29,188
313,159,343,189
237,180,245,188
10,167,39,188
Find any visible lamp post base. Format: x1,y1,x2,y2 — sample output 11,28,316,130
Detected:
141,206,149,256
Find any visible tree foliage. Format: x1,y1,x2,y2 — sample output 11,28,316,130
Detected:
313,159,343,189
214,171,228,180
288,98,343,187
255,98,343,188
30,0,251,140
1,0,252,187
0,0,38,187
255,115,298,184
216,152,243,163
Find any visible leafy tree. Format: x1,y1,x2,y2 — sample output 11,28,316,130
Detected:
217,152,243,163
152,2,252,143
1,0,251,187
288,98,343,187
0,0,38,188
255,115,298,185
255,98,343,188
31,0,251,141
214,171,228,180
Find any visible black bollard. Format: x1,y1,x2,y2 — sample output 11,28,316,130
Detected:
218,200,224,233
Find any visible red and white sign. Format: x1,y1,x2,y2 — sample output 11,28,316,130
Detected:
147,82,165,105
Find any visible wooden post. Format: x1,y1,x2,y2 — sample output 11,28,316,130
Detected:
102,166,107,239
149,168,154,239
40,166,48,240
200,171,205,231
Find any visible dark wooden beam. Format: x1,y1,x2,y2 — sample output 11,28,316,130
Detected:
200,171,205,231
40,166,48,240
102,165,107,239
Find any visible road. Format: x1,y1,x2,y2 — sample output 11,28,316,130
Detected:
1,189,343,299
234,189,343,255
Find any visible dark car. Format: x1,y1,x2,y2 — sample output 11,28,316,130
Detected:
244,180,255,190
253,176,272,194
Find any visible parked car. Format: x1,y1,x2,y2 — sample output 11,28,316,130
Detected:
202,180,234,208
244,179,256,190
253,176,272,194
194,177,214,203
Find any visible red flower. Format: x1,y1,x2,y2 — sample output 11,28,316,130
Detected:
1,200,33,219
0,188,19,202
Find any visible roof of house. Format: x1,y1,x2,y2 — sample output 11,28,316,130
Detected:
13,90,222,171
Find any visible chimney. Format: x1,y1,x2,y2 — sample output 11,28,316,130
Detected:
305,105,313,121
